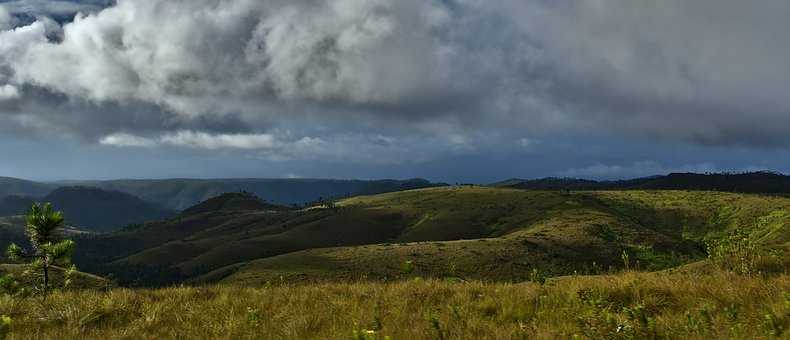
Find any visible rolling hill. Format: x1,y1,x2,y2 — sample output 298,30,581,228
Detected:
39,187,176,232
0,187,176,233
0,177,55,198
0,177,444,232
64,187,789,286
65,178,444,210
201,188,790,285
0,195,35,216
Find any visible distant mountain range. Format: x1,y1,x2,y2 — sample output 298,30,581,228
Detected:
44,187,177,232
0,177,444,231
3,171,790,233
0,177,56,198
493,171,790,194
62,178,443,210
0,187,176,232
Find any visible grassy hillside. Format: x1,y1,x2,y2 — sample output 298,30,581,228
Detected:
0,269,787,339
591,190,790,250
199,187,790,285
64,187,789,286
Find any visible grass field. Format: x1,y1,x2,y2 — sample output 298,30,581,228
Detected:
0,268,787,339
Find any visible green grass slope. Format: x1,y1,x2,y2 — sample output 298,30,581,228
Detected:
88,188,617,284
33,186,784,286
198,188,790,285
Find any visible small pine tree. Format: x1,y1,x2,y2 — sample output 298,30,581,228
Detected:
6,203,75,294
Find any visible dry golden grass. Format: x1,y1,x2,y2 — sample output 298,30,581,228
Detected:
0,269,788,339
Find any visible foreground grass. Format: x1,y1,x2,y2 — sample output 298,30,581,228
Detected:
0,269,788,339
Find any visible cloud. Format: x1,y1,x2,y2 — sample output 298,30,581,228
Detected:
160,131,276,150
98,129,476,166
0,17,50,60
1,0,790,167
5,0,460,113
0,6,15,30
0,85,19,100
490,0,790,146
517,138,540,149
0,0,108,19
99,132,155,148
101,131,276,150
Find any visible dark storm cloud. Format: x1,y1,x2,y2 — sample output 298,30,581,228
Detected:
497,0,790,147
0,85,255,141
0,0,789,163
0,0,109,24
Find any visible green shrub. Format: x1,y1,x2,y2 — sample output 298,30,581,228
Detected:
529,268,546,286
6,203,76,295
763,310,786,337
401,261,415,276
576,288,664,339
0,316,10,340
0,275,20,296
621,250,631,271
590,224,618,242
246,307,261,326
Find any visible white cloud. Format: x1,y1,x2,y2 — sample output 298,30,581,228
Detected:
517,138,539,149
5,0,458,115
99,133,155,147
0,19,50,62
160,131,276,150
102,130,278,150
0,85,19,101
97,130,475,165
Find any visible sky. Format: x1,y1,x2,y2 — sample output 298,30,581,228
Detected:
1,0,790,183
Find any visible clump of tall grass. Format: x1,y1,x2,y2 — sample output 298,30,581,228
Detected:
0,269,784,339
706,229,783,276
